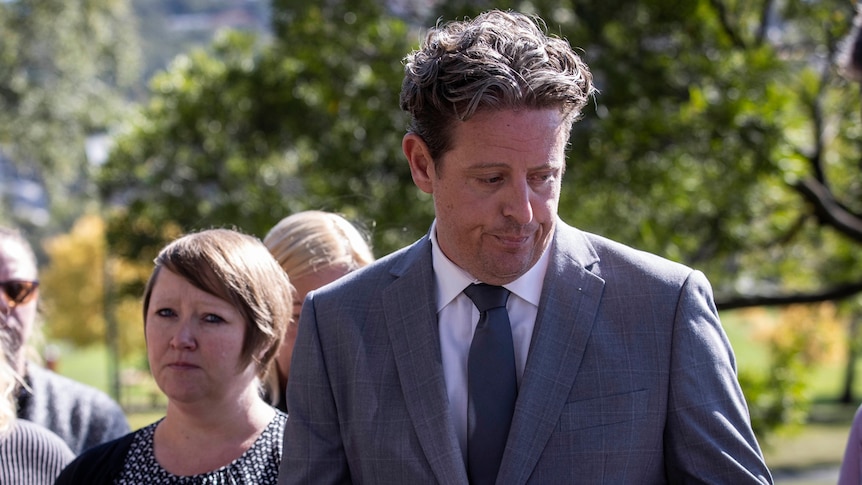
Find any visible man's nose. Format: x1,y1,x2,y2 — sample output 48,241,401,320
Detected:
502,179,534,224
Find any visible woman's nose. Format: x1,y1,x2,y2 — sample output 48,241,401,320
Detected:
170,319,197,350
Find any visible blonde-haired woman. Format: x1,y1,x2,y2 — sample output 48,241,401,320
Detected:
263,210,374,411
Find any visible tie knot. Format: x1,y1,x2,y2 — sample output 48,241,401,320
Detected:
463,283,510,312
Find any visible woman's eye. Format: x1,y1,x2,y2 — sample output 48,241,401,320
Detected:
155,308,175,318
203,313,225,324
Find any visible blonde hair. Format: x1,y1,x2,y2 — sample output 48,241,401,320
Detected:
262,211,374,406
263,211,374,280
0,331,23,436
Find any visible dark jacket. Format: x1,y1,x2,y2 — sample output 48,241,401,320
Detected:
53,431,134,484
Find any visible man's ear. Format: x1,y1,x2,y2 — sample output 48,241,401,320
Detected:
403,133,435,194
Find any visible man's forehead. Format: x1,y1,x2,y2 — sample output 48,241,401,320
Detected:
0,239,37,278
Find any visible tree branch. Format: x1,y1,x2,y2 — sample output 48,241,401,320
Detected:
717,279,862,310
708,0,747,48
794,177,862,242
754,0,774,46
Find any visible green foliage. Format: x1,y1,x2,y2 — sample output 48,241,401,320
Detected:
39,213,148,359
555,0,843,282
729,303,846,442
0,0,139,235
101,1,423,265
738,355,810,444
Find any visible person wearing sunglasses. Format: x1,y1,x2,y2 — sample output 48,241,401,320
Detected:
0,227,129,454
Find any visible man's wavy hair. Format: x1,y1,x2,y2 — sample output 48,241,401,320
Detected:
400,9,595,161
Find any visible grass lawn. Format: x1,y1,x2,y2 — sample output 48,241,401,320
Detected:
49,344,166,430
762,404,854,472
50,344,112,391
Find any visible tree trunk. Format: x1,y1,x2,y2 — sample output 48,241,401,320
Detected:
841,314,859,403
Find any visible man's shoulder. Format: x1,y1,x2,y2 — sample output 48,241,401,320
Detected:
324,237,430,289
586,232,685,264
22,364,130,454
557,224,694,280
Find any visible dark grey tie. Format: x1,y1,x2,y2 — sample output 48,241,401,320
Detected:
463,283,517,485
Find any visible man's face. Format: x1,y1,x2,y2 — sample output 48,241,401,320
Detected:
406,109,568,285
0,238,39,373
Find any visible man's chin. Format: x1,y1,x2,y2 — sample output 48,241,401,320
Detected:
475,256,534,284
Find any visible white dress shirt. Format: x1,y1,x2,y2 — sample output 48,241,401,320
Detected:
430,221,550,459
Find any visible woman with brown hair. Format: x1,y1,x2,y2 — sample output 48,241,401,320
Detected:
56,228,292,484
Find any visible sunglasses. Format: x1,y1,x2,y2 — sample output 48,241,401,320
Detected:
0,280,39,308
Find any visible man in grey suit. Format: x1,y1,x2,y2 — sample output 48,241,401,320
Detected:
278,9,772,484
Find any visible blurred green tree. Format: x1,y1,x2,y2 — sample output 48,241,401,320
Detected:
0,0,140,236
39,213,148,356
100,0,422,267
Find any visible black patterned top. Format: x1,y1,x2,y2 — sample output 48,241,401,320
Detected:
116,411,286,484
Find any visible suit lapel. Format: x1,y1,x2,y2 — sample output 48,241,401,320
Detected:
383,239,468,484
499,223,605,484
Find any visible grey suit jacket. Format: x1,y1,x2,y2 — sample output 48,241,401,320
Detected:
278,221,772,484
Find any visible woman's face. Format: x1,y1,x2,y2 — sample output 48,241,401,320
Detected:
275,264,351,383
0,238,39,373
146,268,256,405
